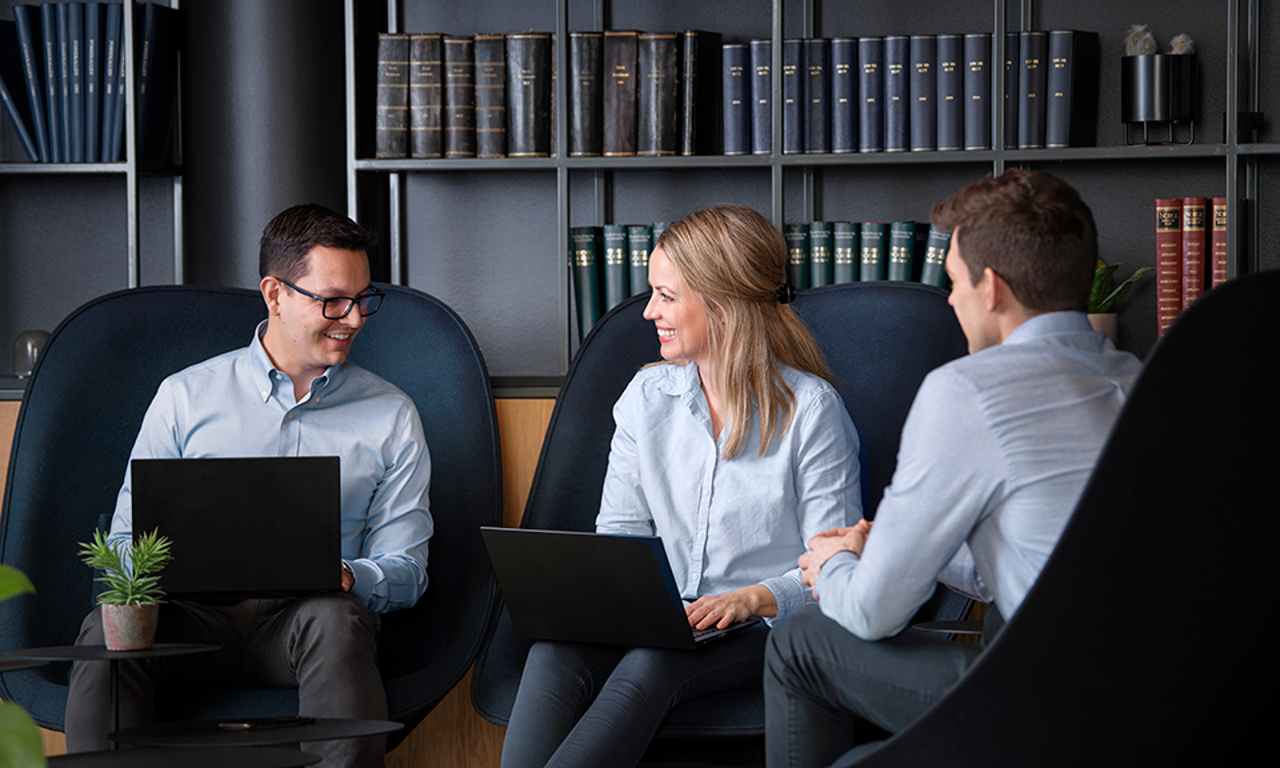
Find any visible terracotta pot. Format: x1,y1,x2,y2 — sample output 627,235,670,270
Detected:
1088,313,1118,345
101,604,159,651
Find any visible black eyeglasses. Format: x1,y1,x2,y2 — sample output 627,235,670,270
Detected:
277,279,385,319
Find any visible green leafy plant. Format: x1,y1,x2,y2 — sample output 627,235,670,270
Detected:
1089,261,1154,314
0,564,46,768
78,529,173,606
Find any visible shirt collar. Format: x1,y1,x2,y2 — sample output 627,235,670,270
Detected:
249,319,344,402
1003,311,1095,346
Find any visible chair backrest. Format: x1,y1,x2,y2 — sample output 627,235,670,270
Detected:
0,285,501,742
472,282,969,727
848,271,1278,766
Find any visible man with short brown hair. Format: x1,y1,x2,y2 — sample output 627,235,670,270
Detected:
764,170,1143,767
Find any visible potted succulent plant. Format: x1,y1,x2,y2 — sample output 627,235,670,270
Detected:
1088,259,1153,344
78,530,173,651
0,564,45,768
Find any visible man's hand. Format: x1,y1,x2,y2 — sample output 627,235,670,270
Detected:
799,519,873,594
685,585,776,630
341,562,355,592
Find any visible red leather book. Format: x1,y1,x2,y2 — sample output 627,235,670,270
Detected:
1180,197,1207,311
1210,197,1228,290
1154,198,1182,337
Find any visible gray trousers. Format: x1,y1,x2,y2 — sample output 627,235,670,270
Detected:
501,623,770,768
65,592,387,767
764,605,997,768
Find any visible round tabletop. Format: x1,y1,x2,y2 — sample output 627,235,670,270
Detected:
0,657,48,673
6,644,221,662
50,747,320,767
111,718,403,748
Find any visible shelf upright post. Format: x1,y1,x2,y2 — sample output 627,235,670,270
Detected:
802,0,816,224
558,0,572,371
344,0,358,223
171,1,183,285
387,0,404,285
769,0,782,230
991,0,1006,177
124,0,139,287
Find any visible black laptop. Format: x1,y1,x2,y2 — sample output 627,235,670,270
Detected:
131,456,342,600
480,527,758,650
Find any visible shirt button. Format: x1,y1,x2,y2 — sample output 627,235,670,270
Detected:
287,414,294,421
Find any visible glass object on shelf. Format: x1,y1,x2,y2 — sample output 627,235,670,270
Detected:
13,330,49,378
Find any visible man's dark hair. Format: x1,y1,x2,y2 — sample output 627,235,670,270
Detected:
931,169,1097,313
259,203,378,282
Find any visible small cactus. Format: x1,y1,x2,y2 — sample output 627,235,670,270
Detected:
1125,24,1158,56
1168,33,1196,55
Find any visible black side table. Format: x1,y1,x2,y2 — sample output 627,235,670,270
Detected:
50,746,320,767
6,644,219,749
111,717,402,748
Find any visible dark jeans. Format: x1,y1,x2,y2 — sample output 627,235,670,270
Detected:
764,605,994,768
65,593,386,768
501,623,770,768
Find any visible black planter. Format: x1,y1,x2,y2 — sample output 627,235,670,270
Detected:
1121,54,1197,144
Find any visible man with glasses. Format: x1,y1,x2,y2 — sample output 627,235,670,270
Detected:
66,204,432,768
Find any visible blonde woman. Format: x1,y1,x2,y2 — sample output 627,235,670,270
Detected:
501,205,863,768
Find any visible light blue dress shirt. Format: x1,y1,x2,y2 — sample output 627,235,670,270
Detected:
596,361,862,623
108,321,433,614
816,312,1143,639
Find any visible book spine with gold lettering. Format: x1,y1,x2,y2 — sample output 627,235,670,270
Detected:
1210,197,1228,289
409,33,443,159
637,32,678,156
376,33,410,159
908,34,935,152
443,35,475,158
963,33,990,150
603,224,631,311
782,39,803,154
857,37,883,152
506,32,551,158
883,35,908,152
1180,197,1207,310
809,221,834,287
830,38,856,153
833,221,858,283
568,31,602,157
628,224,653,296
1154,198,1182,337
1003,32,1018,149
887,221,917,281
803,38,830,154
603,30,637,157
748,39,770,154
722,42,750,155
570,226,604,341
920,226,951,288
860,222,888,281
783,224,810,289
1017,31,1047,149
936,34,962,152
1045,30,1099,148
474,34,506,159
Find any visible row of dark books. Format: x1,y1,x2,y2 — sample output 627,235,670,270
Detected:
377,31,554,160
724,30,1097,155
783,220,950,288
0,3,178,164
568,220,951,340
376,29,725,160
1154,196,1227,337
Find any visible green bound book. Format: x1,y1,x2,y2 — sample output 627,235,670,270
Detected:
603,224,631,311
652,220,674,246
833,221,858,283
887,221,917,281
628,224,653,296
809,221,834,287
920,226,951,288
859,222,888,281
783,224,811,289
570,226,604,341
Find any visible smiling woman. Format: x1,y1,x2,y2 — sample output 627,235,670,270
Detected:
500,205,864,768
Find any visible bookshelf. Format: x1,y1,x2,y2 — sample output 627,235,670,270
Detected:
0,0,182,389
344,0,1278,393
